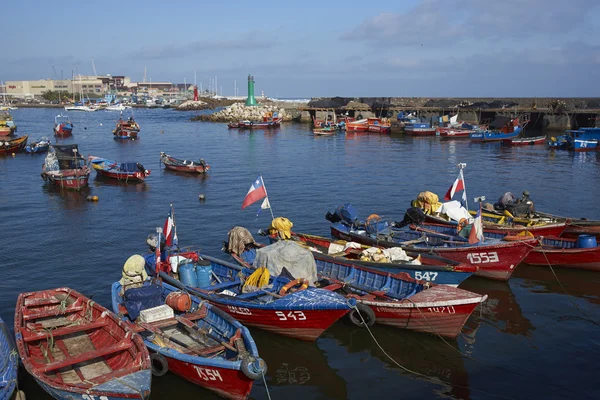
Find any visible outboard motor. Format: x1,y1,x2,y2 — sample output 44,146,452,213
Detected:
393,207,427,228
325,203,358,226
494,192,516,211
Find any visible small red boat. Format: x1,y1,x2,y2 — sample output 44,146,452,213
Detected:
524,235,600,271
437,127,475,138
15,287,152,400
230,112,282,129
89,156,151,182
501,135,546,146
345,118,369,131
41,144,91,190
367,118,391,133
113,116,140,140
160,152,210,173
54,114,73,137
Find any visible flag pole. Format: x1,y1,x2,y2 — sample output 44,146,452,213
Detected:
260,175,275,221
171,203,178,250
458,163,468,211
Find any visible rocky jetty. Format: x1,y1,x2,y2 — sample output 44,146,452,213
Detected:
190,102,292,122
176,98,241,111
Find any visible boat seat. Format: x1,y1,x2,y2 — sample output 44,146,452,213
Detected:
236,290,271,300
24,305,84,321
40,340,132,373
209,279,241,292
23,319,108,342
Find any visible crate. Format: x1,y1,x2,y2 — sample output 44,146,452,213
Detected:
138,304,174,323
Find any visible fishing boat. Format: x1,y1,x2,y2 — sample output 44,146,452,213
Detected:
524,235,600,271
345,118,369,132
89,156,151,182
111,269,267,399
246,225,477,287
0,135,27,155
15,287,152,400
64,102,98,112
563,127,600,151
469,115,530,142
0,111,17,136
367,118,391,133
231,240,487,339
113,115,140,140
0,316,18,400
106,103,132,111
149,250,354,342
25,136,51,154
229,112,282,129
547,134,572,150
41,144,91,190
404,122,436,136
502,135,546,146
313,125,337,135
54,114,73,137
160,152,210,173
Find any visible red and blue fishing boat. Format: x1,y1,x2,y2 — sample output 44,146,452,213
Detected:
160,152,210,173
469,115,530,142
15,287,152,400
0,316,18,400
89,156,151,182
524,235,600,271
231,241,487,339
41,144,91,190
111,278,266,400
113,115,140,140
228,112,282,129
54,114,73,137
150,251,354,342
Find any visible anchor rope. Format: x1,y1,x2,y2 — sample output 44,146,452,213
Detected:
261,369,272,400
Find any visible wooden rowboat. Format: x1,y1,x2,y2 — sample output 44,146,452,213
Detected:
89,156,151,182
502,135,546,146
15,287,152,400
160,152,210,173
0,316,18,400
0,135,27,155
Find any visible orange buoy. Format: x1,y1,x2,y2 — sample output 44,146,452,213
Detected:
165,291,192,312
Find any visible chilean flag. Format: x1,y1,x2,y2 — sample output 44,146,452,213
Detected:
242,176,267,209
444,173,465,201
163,208,175,246
469,205,484,244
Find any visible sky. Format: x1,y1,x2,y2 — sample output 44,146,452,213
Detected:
2,0,600,97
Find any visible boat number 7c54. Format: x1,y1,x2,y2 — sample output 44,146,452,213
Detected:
414,271,438,281
466,252,499,264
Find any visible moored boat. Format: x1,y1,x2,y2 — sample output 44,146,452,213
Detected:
404,122,436,136
89,156,151,182
0,135,28,155
502,135,546,146
41,144,91,190
345,118,369,132
113,115,140,140
469,114,530,142
111,274,266,400
160,152,210,173
313,125,337,135
524,235,600,271
150,250,354,342
229,112,282,129
15,287,152,400
25,136,51,154
367,118,391,133
0,316,18,400
0,111,17,136
54,114,73,137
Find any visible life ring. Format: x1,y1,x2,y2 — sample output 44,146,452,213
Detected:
348,303,376,327
150,353,169,377
241,356,267,380
279,278,309,296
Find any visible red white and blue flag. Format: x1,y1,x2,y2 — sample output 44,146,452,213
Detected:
444,170,467,202
469,204,484,244
242,176,267,209
163,206,178,247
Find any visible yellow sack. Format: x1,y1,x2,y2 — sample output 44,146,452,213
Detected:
120,254,148,288
269,217,293,239
412,191,443,215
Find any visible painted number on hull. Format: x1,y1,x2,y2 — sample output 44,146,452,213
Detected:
275,311,307,321
414,271,438,281
427,306,456,314
227,305,252,315
466,252,499,264
194,366,223,381
82,396,109,400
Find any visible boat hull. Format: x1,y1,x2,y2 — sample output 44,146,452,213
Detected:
42,168,91,190
405,128,436,136
95,169,147,182
0,317,17,400
524,237,600,271
0,135,28,154
502,135,546,146
470,126,523,142
163,164,210,173
54,124,73,137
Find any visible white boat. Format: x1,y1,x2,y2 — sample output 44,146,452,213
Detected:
105,103,132,111
64,104,97,112
64,75,98,111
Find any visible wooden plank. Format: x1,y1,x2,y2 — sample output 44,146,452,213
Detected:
41,340,131,373
23,320,108,342
24,305,84,321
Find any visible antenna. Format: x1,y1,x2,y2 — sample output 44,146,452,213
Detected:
91,57,97,76
52,66,58,79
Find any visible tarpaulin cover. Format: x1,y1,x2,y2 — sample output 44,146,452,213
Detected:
227,226,257,255
120,162,140,172
253,241,318,286
123,284,163,320
53,144,84,160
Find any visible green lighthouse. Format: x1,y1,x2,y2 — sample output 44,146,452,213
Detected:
246,74,257,106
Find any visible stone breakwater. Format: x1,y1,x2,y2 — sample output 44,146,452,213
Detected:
190,102,298,122
176,98,240,111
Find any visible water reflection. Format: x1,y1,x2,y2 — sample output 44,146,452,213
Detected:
42,184,92,210
92,175,150,191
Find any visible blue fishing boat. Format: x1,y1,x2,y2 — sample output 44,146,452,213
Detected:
564,127,600,151
0,316,18,400
469,115,529,142
25,137,51,154
111,276,266,400
148,250,354,342
89,156,151,182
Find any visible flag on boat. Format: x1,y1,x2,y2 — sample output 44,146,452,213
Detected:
242,176,267,209
256,197,271,217
163,206,177,247
444,170,467,202
469,204,484,244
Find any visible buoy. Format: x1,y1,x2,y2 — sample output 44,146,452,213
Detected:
160,130,164,134
86,195,99,202
100,123,103,126
198,194,205,202
84,127,87,130
11,153,15,157
92,195,99,201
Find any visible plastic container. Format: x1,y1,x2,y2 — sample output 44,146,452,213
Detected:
165,291,191,312
139,304,174,323
179,263,198,287
576,234,597,248
196,259,213,288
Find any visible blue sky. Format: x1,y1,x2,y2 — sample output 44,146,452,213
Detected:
2,0,599,97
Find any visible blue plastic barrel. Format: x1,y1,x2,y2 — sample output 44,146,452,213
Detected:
179,263,198,287
576,234,597,248
196,260,213,288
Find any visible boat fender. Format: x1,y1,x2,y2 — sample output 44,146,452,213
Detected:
150,353,169,377
278,278,309,296
348,303,376,327
241,356,267,380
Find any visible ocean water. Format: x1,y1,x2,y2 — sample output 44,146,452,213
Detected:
1,108,599,399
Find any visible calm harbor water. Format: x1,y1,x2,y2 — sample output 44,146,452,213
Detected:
1,108,599,400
